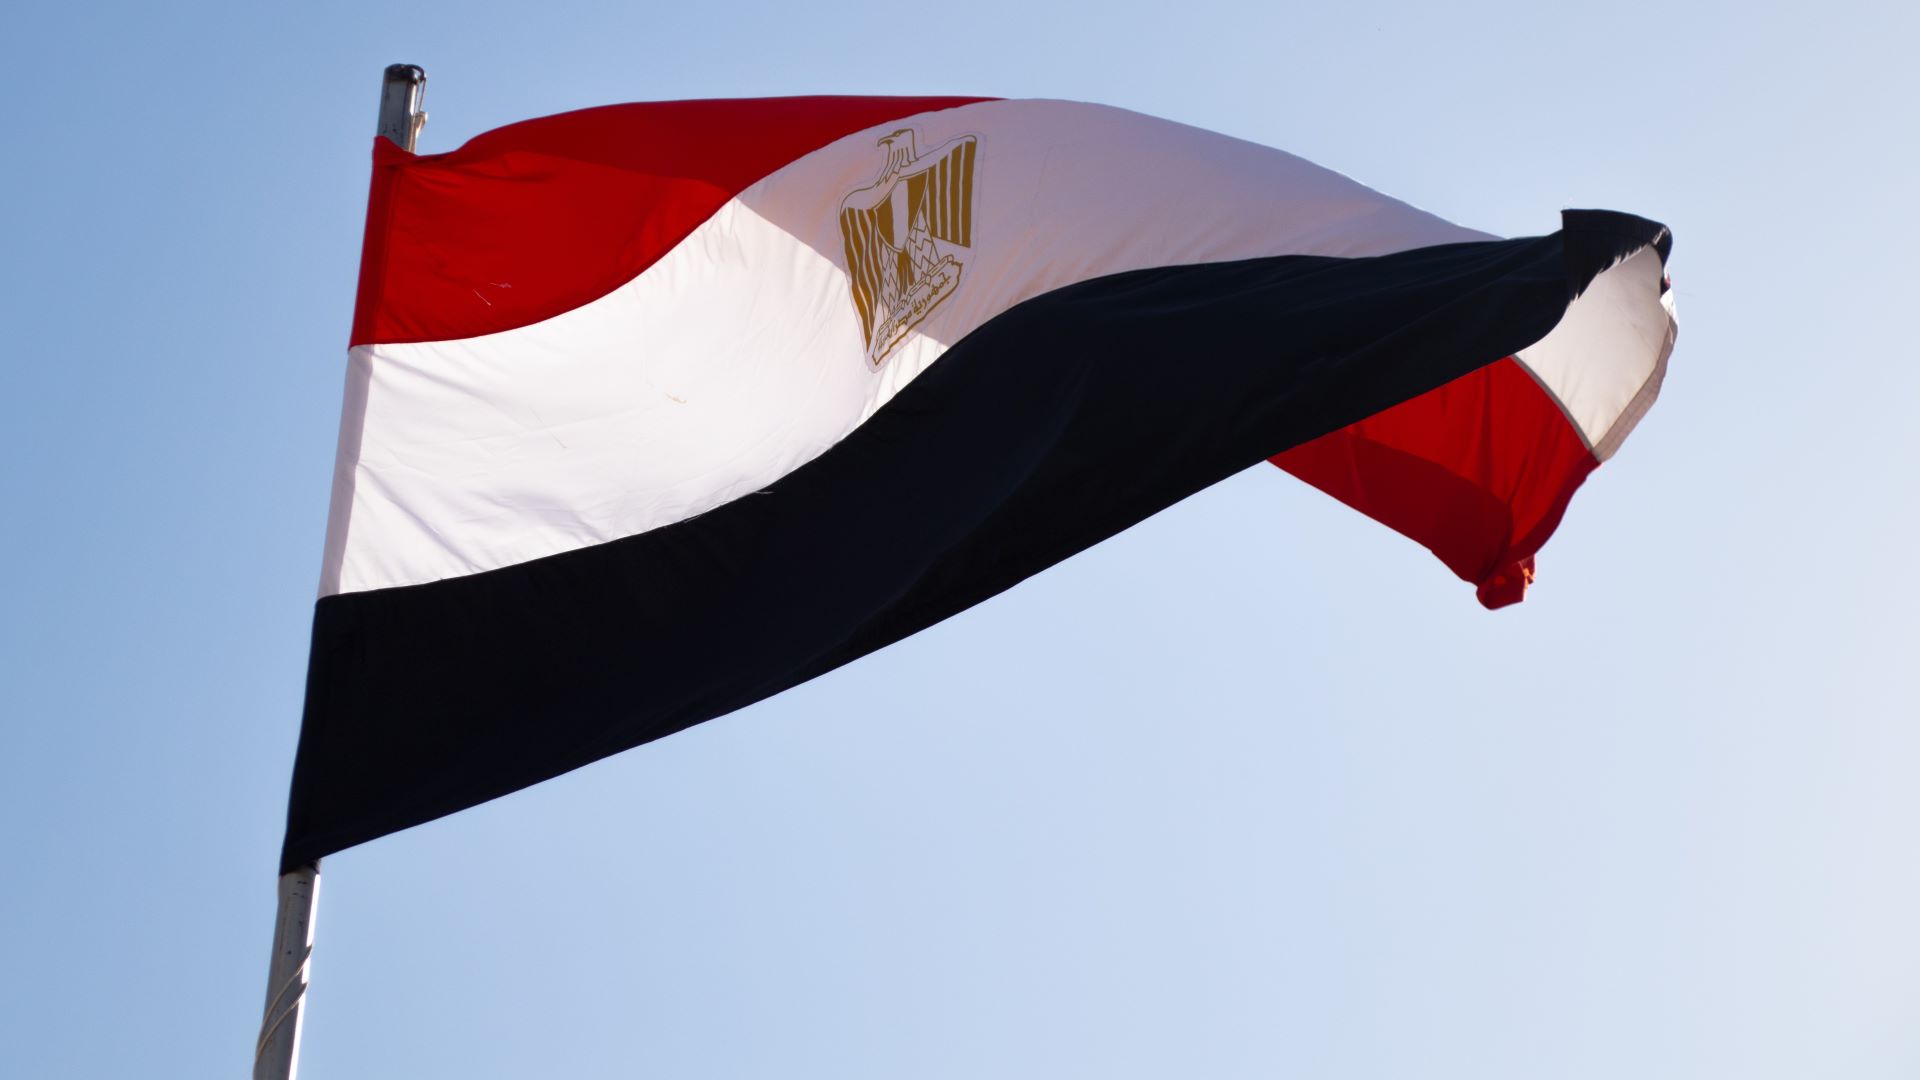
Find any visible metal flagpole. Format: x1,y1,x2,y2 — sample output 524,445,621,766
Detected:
252,864,319,1080
252,63,426,1080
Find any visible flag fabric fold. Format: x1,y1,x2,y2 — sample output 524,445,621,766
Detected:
285,96,1675,870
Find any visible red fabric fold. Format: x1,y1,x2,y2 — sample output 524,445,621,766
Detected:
1272,357,1598,608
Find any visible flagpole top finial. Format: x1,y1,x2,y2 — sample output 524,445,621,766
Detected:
377,64,428,152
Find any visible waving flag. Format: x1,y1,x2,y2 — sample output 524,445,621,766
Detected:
284,96,1675,870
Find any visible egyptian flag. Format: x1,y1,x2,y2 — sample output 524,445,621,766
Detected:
286,96,1676,870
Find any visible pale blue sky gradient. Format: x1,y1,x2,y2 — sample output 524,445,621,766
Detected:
2,2,1916,1077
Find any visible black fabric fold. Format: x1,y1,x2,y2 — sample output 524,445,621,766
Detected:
283,216,1668,871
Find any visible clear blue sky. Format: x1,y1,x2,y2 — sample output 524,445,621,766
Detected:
2,2,1916,1077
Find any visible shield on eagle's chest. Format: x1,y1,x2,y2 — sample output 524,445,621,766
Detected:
838,129,979,369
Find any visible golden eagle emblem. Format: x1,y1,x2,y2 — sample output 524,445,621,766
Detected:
838,129,979,369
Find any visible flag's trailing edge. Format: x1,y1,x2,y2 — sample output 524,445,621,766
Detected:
285,96,1675,870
